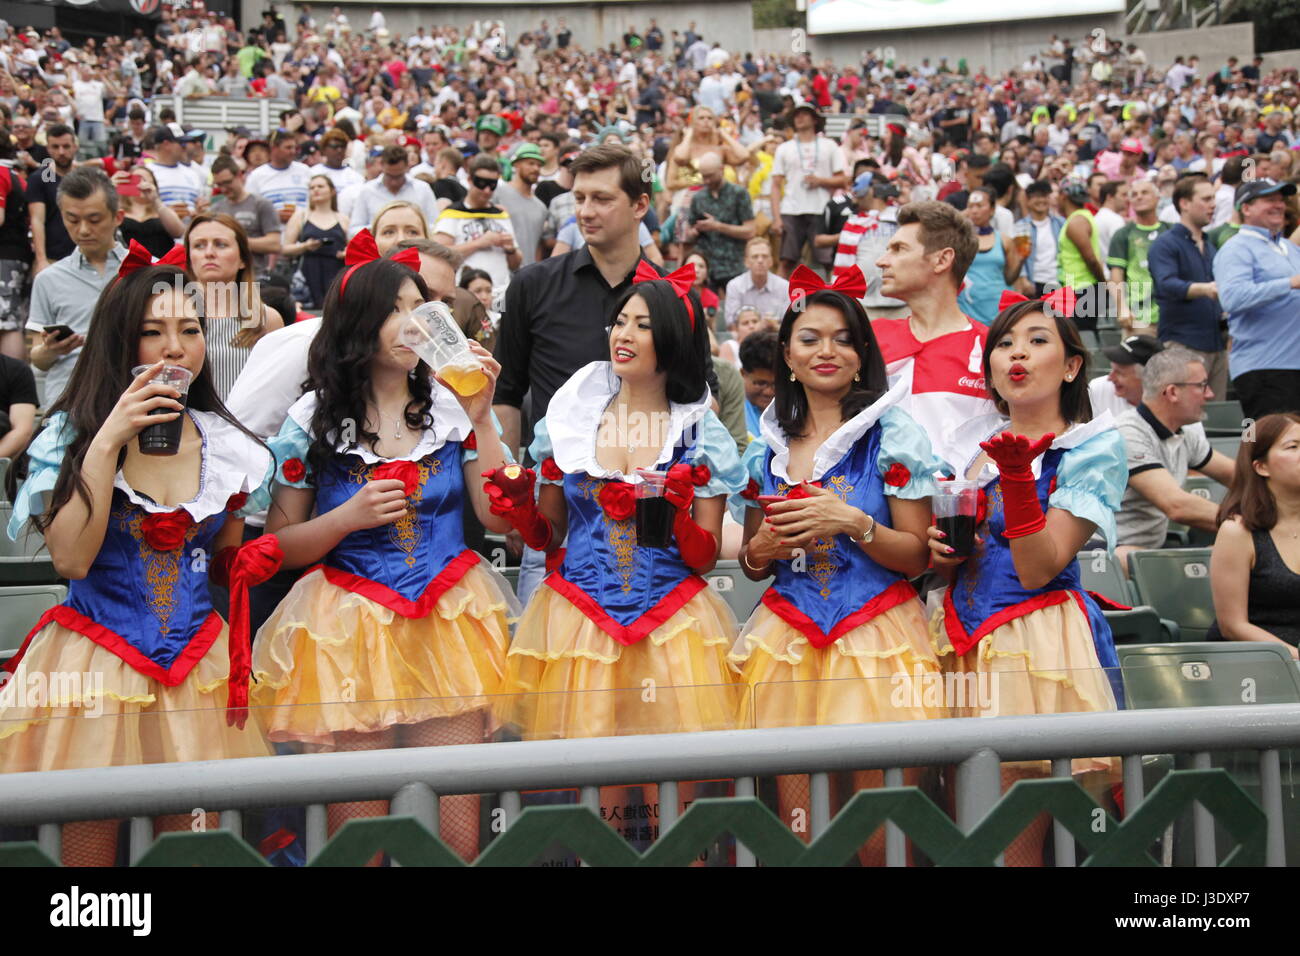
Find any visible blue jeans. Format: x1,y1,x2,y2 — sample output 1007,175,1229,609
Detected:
77,120,106,145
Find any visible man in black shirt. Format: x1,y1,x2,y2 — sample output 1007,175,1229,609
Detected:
934,91,972,150
556,19,571,50
752,74,785,125
27,122,77,274
0,354,37,462
645,20,663,52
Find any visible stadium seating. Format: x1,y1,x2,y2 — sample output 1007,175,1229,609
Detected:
1127,548,1216,642
1181,475,1227,546
703,560,770,622
1209,435,1241,461
1201,400,1245,439
0,505,58,586
1077,548,1132,605
0,584,66,664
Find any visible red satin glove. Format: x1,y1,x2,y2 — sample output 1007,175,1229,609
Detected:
673,509,717,571
482,466,553,552
979,431,1055,540
664,463,697,511
223,534,284,728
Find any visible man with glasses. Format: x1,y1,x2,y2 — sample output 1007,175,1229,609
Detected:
433,153,520,290
209,155,281,278
347,144,439,238
1114,345,1235,568
1148,175,1226,397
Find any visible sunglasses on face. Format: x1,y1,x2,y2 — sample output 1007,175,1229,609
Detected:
471,175,499,190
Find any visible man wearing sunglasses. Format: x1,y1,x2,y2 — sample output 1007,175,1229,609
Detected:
1114,344,1235,569
433,153,520,290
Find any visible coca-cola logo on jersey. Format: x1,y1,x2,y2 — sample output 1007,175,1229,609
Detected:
958,376,986,391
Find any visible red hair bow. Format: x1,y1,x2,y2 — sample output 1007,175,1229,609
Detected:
788,264,867,303
115,240,188,284
339,228,422,298
997,287,1077,317
632,259,697,329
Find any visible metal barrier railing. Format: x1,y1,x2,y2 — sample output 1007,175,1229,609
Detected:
0,703,1296,866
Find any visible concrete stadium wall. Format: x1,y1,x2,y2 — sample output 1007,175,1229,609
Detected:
1122,22,1253,69
252,1,754,53
795,13,1126,74
1261,49,1300,71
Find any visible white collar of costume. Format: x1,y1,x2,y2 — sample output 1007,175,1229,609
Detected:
547,361,711,480
953,409,1116,485
112,410,273,521
286,382,473,465
759,372,909,483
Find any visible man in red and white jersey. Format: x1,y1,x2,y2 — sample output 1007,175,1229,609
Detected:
873,200,996,472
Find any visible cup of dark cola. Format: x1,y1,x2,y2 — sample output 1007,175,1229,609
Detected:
634,468,673,549
131,364,193,456
933,480,979,557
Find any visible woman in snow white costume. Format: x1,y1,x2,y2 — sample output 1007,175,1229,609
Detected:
0,249,276,865
487,265,744,770
729,266,947,861
248,235,517,861
927,291,1126,867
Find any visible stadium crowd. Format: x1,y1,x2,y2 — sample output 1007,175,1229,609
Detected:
0,7,1299,866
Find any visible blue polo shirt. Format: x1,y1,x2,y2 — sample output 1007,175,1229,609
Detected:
1148,223,1223,354
1214,225,1300,378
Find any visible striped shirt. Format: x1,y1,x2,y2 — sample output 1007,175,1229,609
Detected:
244,161,311,213
204,316,257,402
833,209,904,308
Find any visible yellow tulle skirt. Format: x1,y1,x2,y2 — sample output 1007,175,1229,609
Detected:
251,563,514,746
729,598,948,729
504,580,741,740
0,621,271,774
930,595,1119,775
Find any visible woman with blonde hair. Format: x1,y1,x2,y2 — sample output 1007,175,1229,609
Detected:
283,173,349,308
371,200,430,254
184,212,284,401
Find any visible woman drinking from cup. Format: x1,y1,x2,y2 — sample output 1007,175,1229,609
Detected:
926,291,1126,866
248,246,516,862
0,260,275,864
184,213,284,401
729,266,946,862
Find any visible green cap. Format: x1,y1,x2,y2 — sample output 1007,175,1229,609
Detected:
475,114,509,137
512,143,544,163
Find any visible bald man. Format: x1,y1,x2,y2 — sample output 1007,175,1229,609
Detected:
687,151,756,289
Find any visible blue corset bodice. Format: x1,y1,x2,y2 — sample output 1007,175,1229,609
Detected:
315,440,471,605
762,423,914,646
64,490,228,675
949,449,1120,679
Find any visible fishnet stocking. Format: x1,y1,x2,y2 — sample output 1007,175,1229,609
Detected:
1000,767,1050,867
156,812,220,835
840,769,927,866
776,774,813,844
401,711,487,863
326,729,396,866
61,820,119,867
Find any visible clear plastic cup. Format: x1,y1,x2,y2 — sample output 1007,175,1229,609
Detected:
400,301,487,397
634,468,673,549
131,364,193,456
933,480,980,557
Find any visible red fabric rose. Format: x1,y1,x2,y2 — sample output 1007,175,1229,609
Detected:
225,492,248,513
690,464,711,487
598,481,636,521
541,457,564,482
281,458,306,483
462,431,478,451
883,462,911,488
740,478,761,501
140,510,195,552
372,460,420,497
976,488,989,527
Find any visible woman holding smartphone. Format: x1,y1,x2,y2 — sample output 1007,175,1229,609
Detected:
113,164,184,259
730,267,946,860
282,173,349,308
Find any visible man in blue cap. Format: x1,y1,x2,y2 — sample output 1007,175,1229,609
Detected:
1213,178,1300,417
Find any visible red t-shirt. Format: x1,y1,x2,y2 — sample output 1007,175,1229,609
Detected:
874,316,996,472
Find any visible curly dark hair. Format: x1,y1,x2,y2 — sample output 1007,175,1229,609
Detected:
303,259,432,477
28,265,266,532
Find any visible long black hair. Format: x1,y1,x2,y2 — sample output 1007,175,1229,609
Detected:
304,258,432,476
609,279,709,405
982,298,1092,422
32,264,267,532
773,289,887,439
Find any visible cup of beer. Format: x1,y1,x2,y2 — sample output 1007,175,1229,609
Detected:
400,301,487,397
1013,222,1032,260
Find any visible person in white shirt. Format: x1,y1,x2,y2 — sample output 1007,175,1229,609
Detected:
368,8,386,35
146,126,204,221
244,130,312,227
70,65,114,146
769,104,847,277
347,145,439,238
316,128,364,193
1088,334,1163,421
1187,134,1224,177
724,238,790,327
1094,180,1128,259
